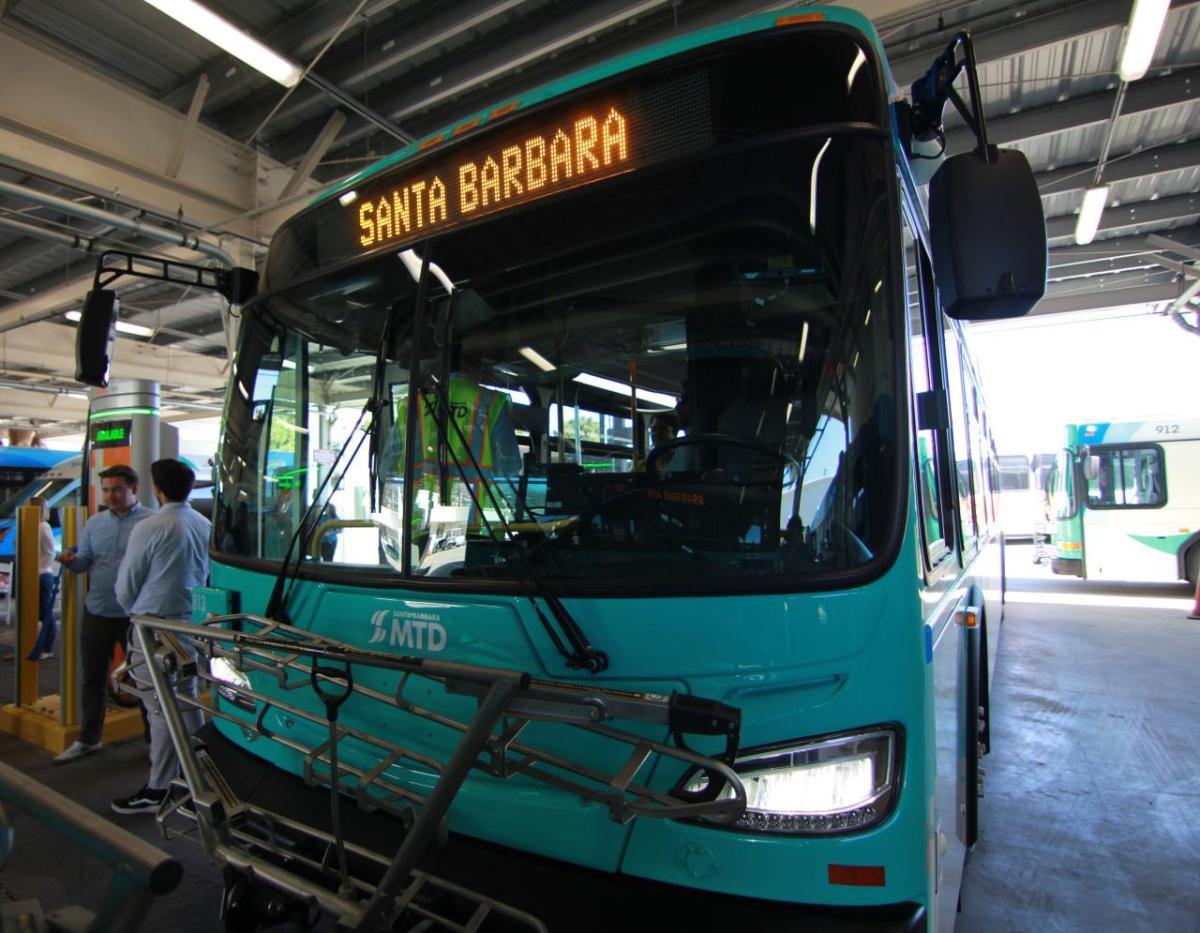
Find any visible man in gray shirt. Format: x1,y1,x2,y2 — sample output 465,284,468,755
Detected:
54,465,151,764
111,459,210,815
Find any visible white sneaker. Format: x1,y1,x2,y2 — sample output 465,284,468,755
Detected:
54,740,101,764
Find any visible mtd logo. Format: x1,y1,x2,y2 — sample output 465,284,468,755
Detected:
368,608,447,652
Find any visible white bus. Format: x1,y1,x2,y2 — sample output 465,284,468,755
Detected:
996,453,1039,540
1051,418,1200,583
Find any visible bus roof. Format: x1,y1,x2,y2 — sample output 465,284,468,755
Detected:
0,448,74,469
1068,418,1200,445
315,6,889,210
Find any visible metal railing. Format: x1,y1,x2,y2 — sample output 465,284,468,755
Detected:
0,760,182,932
130,613,746,932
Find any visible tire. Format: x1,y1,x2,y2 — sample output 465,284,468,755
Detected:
1185,546,1199,587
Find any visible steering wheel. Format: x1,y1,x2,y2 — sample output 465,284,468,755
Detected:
645,432,801,479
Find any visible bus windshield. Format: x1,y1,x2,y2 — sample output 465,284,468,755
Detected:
0,477,74,519
215,30,900,591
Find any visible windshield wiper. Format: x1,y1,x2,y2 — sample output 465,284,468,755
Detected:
264,303,399,623
419,371,608,674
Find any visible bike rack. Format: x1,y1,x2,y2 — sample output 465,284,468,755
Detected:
130,613,746,932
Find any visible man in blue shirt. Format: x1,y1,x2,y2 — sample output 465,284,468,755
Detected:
111,459,210,815
54,465,151,764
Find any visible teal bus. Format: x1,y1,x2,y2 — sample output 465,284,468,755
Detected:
81,8,1046,931
1050,419,1200,584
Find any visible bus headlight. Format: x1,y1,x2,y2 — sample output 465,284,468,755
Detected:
678,726,900,835
210,656,255,712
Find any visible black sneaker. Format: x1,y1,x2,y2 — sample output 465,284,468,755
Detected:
111,786,166,815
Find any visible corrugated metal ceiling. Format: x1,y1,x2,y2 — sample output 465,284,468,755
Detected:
0,0,1197,428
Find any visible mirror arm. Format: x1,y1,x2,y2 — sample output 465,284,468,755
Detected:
910,31,992,163
88,250,258,303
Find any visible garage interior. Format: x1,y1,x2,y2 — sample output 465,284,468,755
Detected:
0,1,1197,931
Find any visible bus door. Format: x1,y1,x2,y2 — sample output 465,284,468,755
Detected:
1080,443,1172,580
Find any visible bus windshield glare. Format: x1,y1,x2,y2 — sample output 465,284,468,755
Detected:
215,30,899,591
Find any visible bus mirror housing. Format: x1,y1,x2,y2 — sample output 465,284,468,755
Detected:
928,146,1047,321
75,288,118,387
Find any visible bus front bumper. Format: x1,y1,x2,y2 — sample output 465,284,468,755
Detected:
1051,557,1083,576
196,722,926,932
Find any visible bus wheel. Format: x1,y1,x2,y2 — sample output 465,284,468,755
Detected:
965,619,987,850
221,869,313,932
1185,546,1199,587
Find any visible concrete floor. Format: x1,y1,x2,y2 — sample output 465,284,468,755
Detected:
0,545,1196,932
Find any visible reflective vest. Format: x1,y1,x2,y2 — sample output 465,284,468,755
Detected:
394,376,521,529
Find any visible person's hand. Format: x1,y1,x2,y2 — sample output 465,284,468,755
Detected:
57,550,75,565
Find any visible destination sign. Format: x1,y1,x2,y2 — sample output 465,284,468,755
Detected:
355,107,632,251
265,69,713,283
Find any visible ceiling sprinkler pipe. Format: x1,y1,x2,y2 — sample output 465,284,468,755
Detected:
0,179,235,267
0,213,100,251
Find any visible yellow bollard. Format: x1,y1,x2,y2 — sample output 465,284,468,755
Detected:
0,505,85,751
60,506,84,727
14,504,40,707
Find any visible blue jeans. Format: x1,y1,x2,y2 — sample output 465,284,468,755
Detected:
28,572,56,659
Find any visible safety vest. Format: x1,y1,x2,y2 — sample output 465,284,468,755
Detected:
394,376,521,529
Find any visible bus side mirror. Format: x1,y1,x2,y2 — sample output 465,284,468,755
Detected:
1082,456,1100,481
928,146,1046,321
75,289,118,387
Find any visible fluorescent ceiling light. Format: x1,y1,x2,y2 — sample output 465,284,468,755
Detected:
1118,0,1170,83
338,189,359,207
1074,186,1109,246
518,346,556,372
141,0,303,87
65,309,154,338
573,372,677,409
798,321,810,363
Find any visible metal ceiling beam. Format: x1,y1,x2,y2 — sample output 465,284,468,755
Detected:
944,69,1199,155
1029,283,1181,317
272,0,779,166
1037,141,1200,195
0,320,227,390
1148,233,1200,262
0,387,89,424
1047,226,1200,265
0,242,222,334
0,26,307,241
167,75,210,179
1044,193,1200,240
158,0,407,117
1045,267,1176,295
889,0,1135,87
218,0,528,142
280,111,347,200
0,179,234,265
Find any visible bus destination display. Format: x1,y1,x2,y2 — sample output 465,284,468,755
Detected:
355,107,632,250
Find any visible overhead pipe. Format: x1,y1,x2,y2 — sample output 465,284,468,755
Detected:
0,179,235,267
0,212,116,254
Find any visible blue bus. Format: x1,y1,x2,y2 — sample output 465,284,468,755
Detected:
0,455,81,592
0,448,73,504
92,8,1045,930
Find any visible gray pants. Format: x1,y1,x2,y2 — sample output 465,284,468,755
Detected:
126,623,206,791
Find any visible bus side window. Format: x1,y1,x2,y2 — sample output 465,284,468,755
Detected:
902,222,949,566
1086,446,1166,508
944,331,978,547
